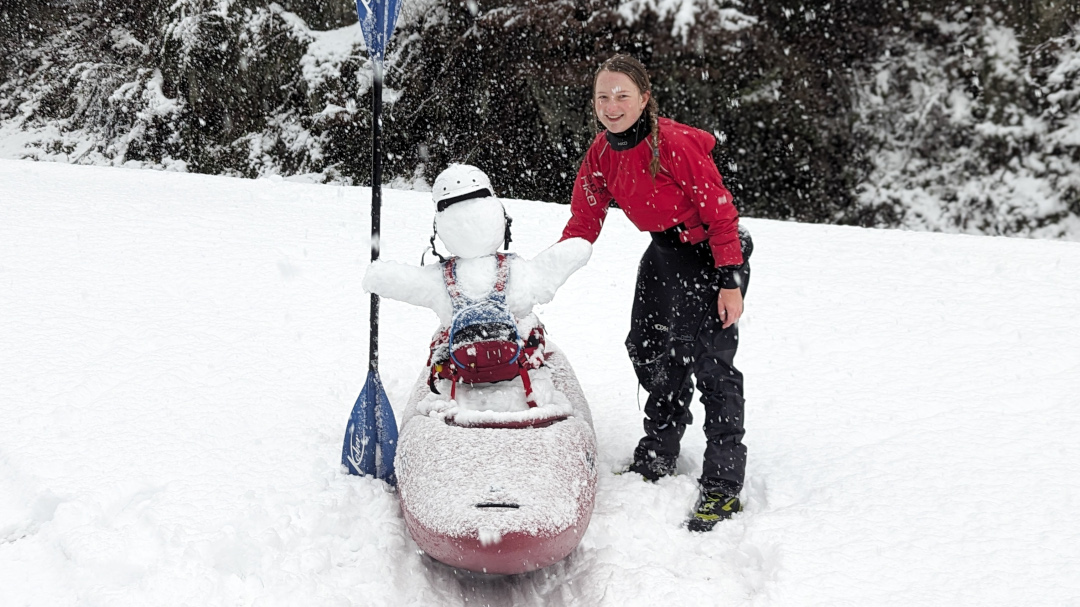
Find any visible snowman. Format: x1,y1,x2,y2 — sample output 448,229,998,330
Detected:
363,164,591,423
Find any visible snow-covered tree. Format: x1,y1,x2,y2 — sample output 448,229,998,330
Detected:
1,0,1078,238
854,7,1080,237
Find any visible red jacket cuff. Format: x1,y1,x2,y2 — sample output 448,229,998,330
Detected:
710,237,744,268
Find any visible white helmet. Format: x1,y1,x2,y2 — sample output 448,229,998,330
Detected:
432,164,494,211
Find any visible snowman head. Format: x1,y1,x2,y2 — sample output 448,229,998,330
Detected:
432,164,510,259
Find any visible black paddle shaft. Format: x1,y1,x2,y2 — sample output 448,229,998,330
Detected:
369,61,383,372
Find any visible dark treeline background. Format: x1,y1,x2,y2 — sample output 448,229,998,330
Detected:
1,0,1078,236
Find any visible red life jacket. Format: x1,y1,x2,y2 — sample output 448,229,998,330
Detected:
426,253,545,407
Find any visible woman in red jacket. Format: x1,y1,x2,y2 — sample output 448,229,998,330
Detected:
561,54,753,531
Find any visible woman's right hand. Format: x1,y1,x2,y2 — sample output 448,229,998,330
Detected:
718,288,743,329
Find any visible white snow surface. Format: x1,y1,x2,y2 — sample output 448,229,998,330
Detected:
2,158,1080,605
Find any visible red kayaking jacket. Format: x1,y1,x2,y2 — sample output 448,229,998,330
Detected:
560,117,743,268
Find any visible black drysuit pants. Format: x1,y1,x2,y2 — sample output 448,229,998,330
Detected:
625,228,752,496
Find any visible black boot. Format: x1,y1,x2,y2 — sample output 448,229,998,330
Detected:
687,490,741,532
628,416,685,482
627,447,677,481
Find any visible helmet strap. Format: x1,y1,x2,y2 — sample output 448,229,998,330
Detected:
503,211,513,250
423,212,510,263
423,217,448,266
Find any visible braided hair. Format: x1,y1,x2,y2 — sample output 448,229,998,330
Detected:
594,54,661,177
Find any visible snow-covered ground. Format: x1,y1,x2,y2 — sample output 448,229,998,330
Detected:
2,158,1079,606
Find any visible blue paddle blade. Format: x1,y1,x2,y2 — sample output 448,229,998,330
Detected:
355,0,403,62
341,370,397,484
374,373,398,486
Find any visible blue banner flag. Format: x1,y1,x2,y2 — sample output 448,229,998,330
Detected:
356,0,403,62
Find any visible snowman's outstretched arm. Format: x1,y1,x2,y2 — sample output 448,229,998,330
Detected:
507,237,592,313
362,260,452,322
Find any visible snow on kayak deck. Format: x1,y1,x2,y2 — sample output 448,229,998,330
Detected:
414,367,573,426
397,345,595,540
398,415,594,538
2,159,1080,605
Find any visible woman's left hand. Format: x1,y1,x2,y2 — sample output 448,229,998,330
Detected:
718,288,743,329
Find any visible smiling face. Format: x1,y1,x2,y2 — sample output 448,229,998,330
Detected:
594,70,650,134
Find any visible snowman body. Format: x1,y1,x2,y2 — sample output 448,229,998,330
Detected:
363,194,592,415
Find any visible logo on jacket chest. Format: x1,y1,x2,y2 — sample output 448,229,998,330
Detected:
610,161,658,202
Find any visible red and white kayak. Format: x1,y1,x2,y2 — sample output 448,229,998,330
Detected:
395,342,597,575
